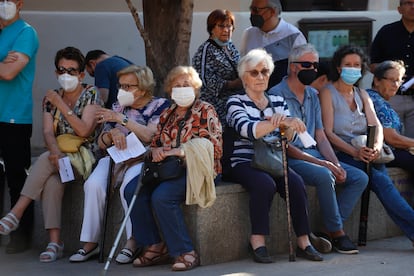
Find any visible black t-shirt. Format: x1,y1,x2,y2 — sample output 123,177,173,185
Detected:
371,20,414,78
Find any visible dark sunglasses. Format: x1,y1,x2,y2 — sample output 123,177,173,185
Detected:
247,68,271,78
56,66,79,76
291,61,319,69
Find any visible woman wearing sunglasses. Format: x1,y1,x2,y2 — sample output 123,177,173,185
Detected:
0,46,104,262
226,48,324,263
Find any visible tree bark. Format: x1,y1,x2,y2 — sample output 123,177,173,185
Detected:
126,0,193,96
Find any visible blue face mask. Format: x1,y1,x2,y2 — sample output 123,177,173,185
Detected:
340,67,362,85
213,37,230,47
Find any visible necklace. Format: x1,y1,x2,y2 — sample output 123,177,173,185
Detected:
251,96,267,110
62,91,77,108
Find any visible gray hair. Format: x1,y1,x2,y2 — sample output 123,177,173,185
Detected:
373,60,406,80
268,0,283,14
287,43,319,74
238,48,275,79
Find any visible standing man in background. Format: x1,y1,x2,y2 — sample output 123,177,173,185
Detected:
85,50,132,108
240,0,307,88
0,0,39,254
370,0,414,138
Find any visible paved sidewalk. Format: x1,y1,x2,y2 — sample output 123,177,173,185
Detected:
0,235,413,276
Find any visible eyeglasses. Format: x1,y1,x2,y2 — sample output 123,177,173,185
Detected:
401,1,414,7
291,61,319,69
249,6,271,13
246,68,270,78
56,67,79,76
118,83,140,91
382,77,403,86
216,24,233,30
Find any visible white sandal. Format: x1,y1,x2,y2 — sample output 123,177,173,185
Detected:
0,212,19,235
39,242,64,263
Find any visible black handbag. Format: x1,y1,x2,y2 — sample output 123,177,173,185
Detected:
141,155,186,188
251,137,284,178
250,93,284,178
141,104,192,188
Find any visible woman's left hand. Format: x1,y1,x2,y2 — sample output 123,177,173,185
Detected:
281,117,306,133
265,113,286,128
151,146,182,162
96,108,121,124
48,151,64,170
109,128,126,150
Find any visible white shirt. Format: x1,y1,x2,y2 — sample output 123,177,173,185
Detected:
240,18,307,61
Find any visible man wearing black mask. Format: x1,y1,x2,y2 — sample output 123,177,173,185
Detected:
241,0,306,88
269,44,368,255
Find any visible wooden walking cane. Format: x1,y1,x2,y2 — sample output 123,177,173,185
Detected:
99,157,114,263
280,128,295,262
358,125,376,246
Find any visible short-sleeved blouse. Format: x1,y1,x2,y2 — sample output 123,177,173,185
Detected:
367,88,402,133
42,84,103,156
102,97,170,144
44,84,103,144
328,83,367,144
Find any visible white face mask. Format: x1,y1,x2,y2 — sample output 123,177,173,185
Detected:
58,73,79,92
117,89,135,106
171,87,195,107
0,1,17,21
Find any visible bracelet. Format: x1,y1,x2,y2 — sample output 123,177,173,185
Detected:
100,132,111,147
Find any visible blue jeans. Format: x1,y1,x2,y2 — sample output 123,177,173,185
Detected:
337,152,414,242
387,148,414,173
288,149,368,232
124,172,193,257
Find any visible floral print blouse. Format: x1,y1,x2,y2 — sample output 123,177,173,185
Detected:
151,99,223,174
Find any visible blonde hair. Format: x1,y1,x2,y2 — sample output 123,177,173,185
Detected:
164,66,202,97
117,65,155,98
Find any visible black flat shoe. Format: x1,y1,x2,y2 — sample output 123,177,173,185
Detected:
296,245,323,261
248,244,273,263
6,237,30,254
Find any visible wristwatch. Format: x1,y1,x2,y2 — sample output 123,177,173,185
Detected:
121,115,129,126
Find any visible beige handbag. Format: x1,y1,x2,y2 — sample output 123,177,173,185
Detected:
351,135,395,163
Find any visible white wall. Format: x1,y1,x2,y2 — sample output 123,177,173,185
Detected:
22,10,400,149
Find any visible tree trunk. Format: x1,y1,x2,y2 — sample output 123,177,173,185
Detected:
142,0,194,96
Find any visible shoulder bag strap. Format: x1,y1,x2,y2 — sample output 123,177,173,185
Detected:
264,92,277,114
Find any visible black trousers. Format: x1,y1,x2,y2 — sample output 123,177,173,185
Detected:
0,123,34,240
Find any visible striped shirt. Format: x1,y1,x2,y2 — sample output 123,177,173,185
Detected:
226,93,290,167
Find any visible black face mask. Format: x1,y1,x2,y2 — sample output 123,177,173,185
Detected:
250,14,264,29
297,69,317,85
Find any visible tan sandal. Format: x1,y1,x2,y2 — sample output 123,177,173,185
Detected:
133,243,169,267
171,251,199,271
